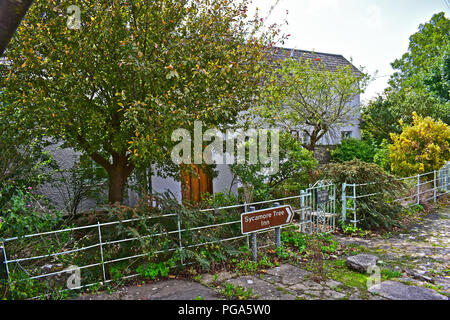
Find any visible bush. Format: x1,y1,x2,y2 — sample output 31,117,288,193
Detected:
331,138,377,163
373,140,391,172
323,160,405,230
389,112,450,177
0,185,63,239
230,131,317,202
103,192,244,273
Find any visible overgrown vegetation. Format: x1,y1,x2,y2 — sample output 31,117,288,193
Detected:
331,138,377,164
230,131,317,203
323,160,405,230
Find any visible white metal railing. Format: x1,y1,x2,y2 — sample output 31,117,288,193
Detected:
342,163,450,228
4,163,448,298
1,189,322,299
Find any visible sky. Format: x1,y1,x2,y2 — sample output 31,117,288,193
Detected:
249,0,450,104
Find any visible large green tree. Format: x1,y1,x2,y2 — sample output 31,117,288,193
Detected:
362,12,450,143
361,88,446,144
0,0,282,204
390,12,450,90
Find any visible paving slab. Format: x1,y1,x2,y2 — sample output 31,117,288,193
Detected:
225,275,297,300
263,264,311,286
368,281,448,300
201,271,236,286
76,280,221,300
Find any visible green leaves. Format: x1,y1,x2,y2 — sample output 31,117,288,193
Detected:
1,0,282,202
259,54,368,151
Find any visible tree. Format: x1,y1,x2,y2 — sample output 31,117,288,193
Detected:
389,112,450,177
390,12,450,91
424,44,450,103
363,12,450,143
361,88,448,144
258,55,368,153
230,131,317,202
0,0,282,204
0,0,34,55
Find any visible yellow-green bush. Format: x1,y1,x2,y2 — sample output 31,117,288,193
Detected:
389,112,450,177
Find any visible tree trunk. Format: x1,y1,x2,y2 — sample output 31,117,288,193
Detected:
90,151,134,205
108,166,127,204
107,155,134,204
0,0,34,55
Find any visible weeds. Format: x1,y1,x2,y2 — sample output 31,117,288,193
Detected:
220,282,255,300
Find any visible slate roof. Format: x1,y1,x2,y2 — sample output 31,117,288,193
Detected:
270,47,362,76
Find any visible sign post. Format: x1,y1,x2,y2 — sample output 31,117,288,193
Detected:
241,204,295,261
274,202,281,248
248,206,257,262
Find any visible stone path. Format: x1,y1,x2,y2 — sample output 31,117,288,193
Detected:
335,206,449,297
77,263,373,301
77,207,449,301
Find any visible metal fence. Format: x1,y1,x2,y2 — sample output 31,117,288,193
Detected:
341,163,450,228
0,182,335,299
3,162,448,298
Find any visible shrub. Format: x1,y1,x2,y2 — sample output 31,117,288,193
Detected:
0,186,63,239
331,138,377,163
389,112,450,177
373,140,391,172
323,160,405,230
230,131,317,202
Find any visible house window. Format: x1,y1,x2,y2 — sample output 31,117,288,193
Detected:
302,133,310,145
341,131,353,139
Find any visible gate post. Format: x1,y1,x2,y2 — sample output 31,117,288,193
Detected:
434,170,437,203
444,168,449,191
341,183,347,223
1,241,9,281
300,190,306,233
417,174,420,205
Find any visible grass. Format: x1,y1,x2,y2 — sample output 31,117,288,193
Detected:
323,259,370,291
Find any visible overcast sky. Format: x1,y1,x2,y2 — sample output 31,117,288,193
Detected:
250,0,449,104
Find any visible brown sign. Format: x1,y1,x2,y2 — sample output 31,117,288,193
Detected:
241,205,294,234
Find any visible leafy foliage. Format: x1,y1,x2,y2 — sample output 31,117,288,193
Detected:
323,160,405,230
362,12,450,144
389,112,450,177
230,131,317,202
0,186,63,239
390,12,450,90
257,53,368,151
424,45,450,103
361,89,448,144
331,138,377,163
0,0,284,203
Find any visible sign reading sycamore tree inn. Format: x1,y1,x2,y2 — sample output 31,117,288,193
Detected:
241,205,294,234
